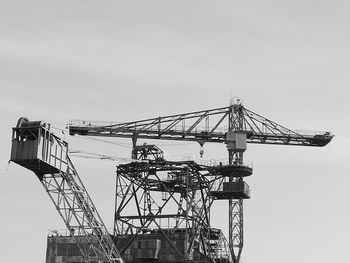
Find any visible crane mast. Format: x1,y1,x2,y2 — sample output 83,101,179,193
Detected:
227,102,246,263
68,100,333,263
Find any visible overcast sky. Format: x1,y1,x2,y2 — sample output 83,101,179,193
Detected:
0,1,349,262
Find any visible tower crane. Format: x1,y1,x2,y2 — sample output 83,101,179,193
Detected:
68,99,333,263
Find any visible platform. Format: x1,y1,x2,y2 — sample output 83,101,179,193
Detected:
210,181,250,199
212,164,253,177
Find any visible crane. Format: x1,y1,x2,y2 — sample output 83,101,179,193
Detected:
68,99,333,263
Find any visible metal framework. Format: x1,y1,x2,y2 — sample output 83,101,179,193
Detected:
66,100,333,263
10,119,123,263
69,102,333,147
114,145,231,262
227,102,245,263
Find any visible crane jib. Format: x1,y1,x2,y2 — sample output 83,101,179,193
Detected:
69,126,333,147
68,104,333,147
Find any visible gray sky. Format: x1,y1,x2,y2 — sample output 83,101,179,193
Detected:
0,1,349,262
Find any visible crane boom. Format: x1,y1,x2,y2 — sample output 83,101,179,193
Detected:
69,103,333,147
10,118,124,263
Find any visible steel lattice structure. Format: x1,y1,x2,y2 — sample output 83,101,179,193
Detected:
9,100,333,263
113,145,231,262
11,119,123,263
68,100,333,263
69,101,332,147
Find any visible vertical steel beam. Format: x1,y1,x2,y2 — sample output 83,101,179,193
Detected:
228,102,245,263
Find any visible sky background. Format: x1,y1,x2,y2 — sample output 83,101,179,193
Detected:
0,1,349,262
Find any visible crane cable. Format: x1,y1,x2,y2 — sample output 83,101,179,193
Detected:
52,126,196,147
51,126,198,161
68,149,147,163
51,126,132,149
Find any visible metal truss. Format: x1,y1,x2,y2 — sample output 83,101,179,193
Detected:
207,229,231,262
41,156,123,263
67,100,334,263
227,102,245,263
114,157,226,262
69,104,333,147
11,119,123,263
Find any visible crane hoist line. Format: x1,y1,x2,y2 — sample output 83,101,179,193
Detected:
10,100,333,263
